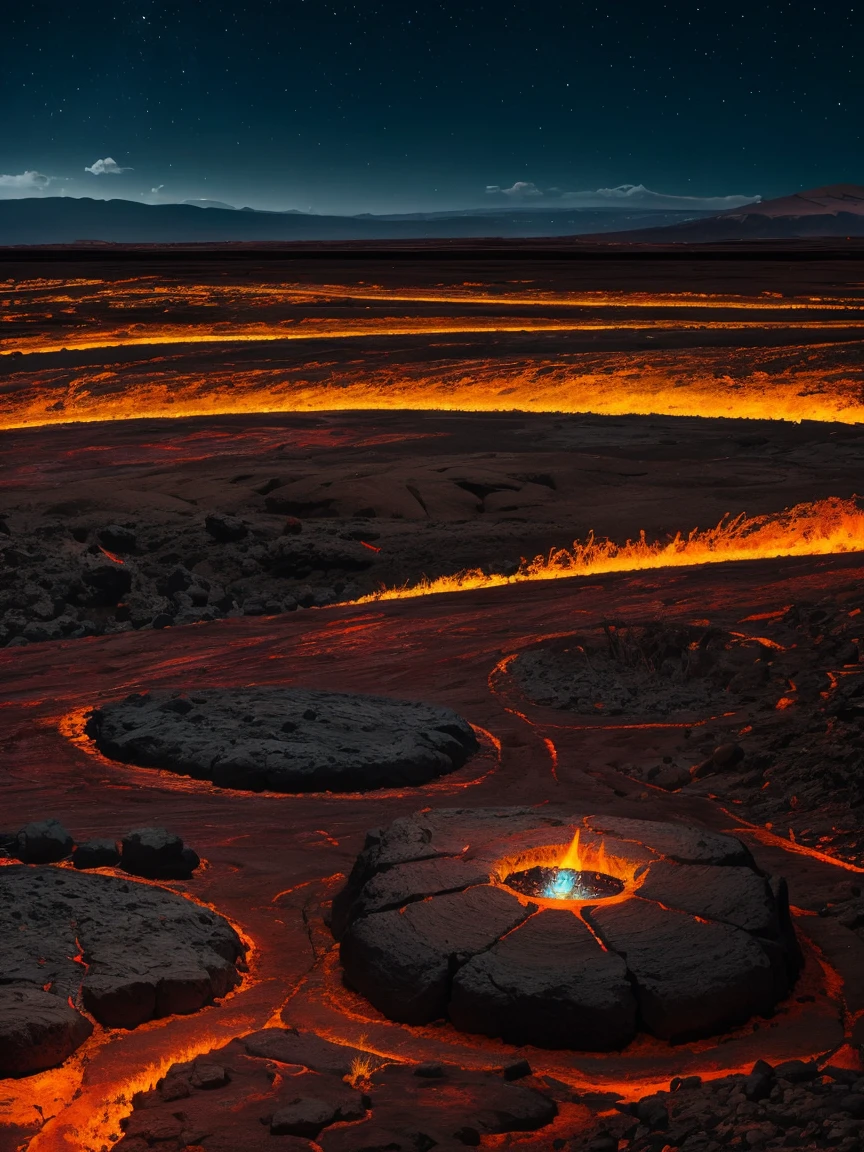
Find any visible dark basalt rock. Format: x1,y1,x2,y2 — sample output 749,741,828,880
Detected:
15,817,74,863
204,512,248,543
636,861,779,937
449,908,637,1049
121,826,200,879
340,885,533,1023
0,865,244,1068
0,985,93,1075
72,837,121,869
335,808,798,1050
586,899,776,1040
86,687,479,792
244,1027,369,1077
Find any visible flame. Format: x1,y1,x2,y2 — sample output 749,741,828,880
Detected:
350,497,864,604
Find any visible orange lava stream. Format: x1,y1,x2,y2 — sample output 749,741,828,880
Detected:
352,497,864,603
6,278,864,310
5,344,864,430
6,315,864,360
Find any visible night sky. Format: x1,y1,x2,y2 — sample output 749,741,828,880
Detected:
1,1,861,214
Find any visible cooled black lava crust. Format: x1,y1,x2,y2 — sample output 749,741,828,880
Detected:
333,807,801,1050
85,687,480,792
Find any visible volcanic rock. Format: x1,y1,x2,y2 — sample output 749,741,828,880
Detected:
340,885,533,1023
636,861,778,937
0,985,93,1075
449,908,637,1049
86,687,479,792
0,866,244,1048
586,898,776,1040
243,1027,369,1076
73,836,121,869
335,807,797,1049
15,817,73,863
204,512,248,542
120,826,200,879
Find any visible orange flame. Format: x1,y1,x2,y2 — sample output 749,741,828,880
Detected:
350,496,864,604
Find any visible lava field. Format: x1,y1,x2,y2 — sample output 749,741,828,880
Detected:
3,242,864,1152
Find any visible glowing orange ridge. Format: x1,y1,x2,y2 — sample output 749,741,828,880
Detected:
350,496,864,603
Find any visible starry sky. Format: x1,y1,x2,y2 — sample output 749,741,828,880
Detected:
1,1,861,214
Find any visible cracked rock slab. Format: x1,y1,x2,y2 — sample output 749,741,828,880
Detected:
85,687,479,792
335,807,800,1049
0,865,244,1072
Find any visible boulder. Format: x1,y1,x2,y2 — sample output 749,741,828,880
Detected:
0,985,93,1075
15,818,73,863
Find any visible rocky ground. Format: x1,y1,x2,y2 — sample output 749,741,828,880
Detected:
509,598,864,863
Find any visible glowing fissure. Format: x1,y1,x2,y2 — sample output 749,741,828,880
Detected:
350,496,864,604
6,344,864,430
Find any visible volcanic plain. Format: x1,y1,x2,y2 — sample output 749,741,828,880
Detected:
3,242,864,1152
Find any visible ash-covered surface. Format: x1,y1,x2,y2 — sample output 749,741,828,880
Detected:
575,1059,864,1152
589,598,864,863
509,621,790,719
0,866,245,1073
114,1031,557,1152
86,687,479,791
333,808,800,1050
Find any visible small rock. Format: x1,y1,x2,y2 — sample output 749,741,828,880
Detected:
121,827,199,879
270,1097,338,1137
16,818,74,863
204,513,248,543
635,1095,669,1130
73,838,121,869
414,1061,445,1077
189,1062,230,1090
502,1059,532,1081
453,1127,481,1147
282,516,303,535
151,612,173,629
773,1059,819,1082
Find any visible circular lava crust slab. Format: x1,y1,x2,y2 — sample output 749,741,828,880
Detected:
509,622,789,719
333,808,801,1051
85,688,479,792
0,866,245,1075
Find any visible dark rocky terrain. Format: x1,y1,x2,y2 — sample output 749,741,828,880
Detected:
0,866,245,1072
3,246,864,1152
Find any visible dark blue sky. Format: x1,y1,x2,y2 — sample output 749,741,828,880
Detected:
1,1,861,213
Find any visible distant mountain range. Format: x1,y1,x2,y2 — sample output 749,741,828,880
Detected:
0,197,717,245
0,185,861,245
602,184,864,243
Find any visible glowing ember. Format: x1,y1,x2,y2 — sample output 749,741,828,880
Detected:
505,864,624,901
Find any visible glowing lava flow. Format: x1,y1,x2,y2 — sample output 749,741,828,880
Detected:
352,496,864,604
5,342,864,430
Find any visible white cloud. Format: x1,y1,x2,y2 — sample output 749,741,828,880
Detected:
486,181,544,200
0,170,52,196
85,157,132,175
151,184,164,194
560,184,760,210
485,181,761,211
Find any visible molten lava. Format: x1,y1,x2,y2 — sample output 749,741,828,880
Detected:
353,496,864,603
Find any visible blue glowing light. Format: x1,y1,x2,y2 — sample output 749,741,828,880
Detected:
544,868,580,900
